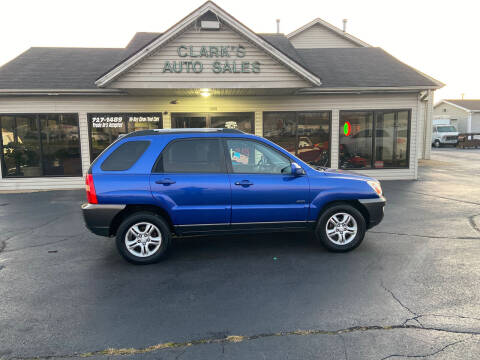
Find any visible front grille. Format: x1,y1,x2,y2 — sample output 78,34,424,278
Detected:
445,136,458,141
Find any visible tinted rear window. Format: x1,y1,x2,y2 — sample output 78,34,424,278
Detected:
101,141,150,171
154,139,225,173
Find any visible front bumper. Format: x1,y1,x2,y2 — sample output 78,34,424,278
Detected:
81,203,126,237
359,196,386,229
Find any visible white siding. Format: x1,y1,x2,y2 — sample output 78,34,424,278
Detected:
0,177,84,191
433,102,469,119
471,113,480,132
289,24,361,49
78,111,90,175
423,90,434,160
416,95,424,162
110,25,310,89
433,102,469,132
254,111,263,136
0,92,420,190
330,109,340,168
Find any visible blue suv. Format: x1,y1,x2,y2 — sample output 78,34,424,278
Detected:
82,128,385,264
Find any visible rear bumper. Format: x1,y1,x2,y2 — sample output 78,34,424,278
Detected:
359,196,386,229
81,203,125,237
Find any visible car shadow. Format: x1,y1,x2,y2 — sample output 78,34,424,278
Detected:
168,231,324,261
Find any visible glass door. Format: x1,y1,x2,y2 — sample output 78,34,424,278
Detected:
374,110,409,168
374,111,395,168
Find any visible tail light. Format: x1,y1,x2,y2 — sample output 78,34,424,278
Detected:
85,173,98,204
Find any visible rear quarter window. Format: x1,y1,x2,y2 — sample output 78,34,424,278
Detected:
101,140,150,171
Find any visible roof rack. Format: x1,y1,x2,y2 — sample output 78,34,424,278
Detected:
121,128,244,139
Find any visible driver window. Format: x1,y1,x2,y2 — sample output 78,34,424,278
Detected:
226,139,291,174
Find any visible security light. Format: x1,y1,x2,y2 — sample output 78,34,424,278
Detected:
200,21,220,30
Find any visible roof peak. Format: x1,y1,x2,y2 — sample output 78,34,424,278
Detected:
287,17,371,47
95,0,321,87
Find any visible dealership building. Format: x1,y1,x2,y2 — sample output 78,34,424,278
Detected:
0,1,442,190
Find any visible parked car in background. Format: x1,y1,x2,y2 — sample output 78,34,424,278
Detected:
82,129,385,264
432,125,458,147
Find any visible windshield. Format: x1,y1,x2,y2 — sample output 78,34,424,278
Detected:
437,126,456,132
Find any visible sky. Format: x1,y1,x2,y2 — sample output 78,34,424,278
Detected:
0,0,478,101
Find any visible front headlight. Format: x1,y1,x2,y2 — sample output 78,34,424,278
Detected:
367,180,383,196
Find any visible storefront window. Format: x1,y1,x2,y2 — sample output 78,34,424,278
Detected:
40,114,82,176
0,114,81,177
1,116,16,175
339,110,410,169
171,112,254,133
88,113,162,161
339,111,373,169
263,111,330,167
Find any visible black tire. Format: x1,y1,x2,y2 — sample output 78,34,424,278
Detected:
315,204,366,252
116,212,171,264
433,140,441,148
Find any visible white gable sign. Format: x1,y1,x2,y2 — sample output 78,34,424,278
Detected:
162,44,260,74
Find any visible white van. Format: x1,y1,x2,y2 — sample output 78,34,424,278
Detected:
432,125,458,147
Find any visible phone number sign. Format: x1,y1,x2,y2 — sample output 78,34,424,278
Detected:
90,114,162,128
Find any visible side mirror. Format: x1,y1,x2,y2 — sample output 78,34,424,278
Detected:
291,162,306,176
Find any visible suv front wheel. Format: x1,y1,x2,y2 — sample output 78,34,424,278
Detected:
116,212,171,264
316,204,366,252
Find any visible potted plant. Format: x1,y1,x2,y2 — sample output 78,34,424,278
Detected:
4,143,42,176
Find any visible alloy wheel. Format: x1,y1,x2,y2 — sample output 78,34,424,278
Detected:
124,222,162,257
325,212,358,245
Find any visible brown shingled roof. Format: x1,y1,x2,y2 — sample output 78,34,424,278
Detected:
444,100,480,111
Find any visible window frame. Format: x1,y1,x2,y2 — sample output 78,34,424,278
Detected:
339,109,411,170
87,113,163,162
262,110,332,167
152,137,227,174
222,137,293,175
0,113,82,178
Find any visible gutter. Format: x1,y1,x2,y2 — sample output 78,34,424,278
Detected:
295,86,440,95
0,89,127,96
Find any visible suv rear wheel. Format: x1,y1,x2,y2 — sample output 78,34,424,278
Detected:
315,204,366,252
116,212,171,264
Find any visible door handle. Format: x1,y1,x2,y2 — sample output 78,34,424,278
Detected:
155,178,176,185
234,180,254,187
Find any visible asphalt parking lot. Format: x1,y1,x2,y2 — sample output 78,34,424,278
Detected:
1,147,480,360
